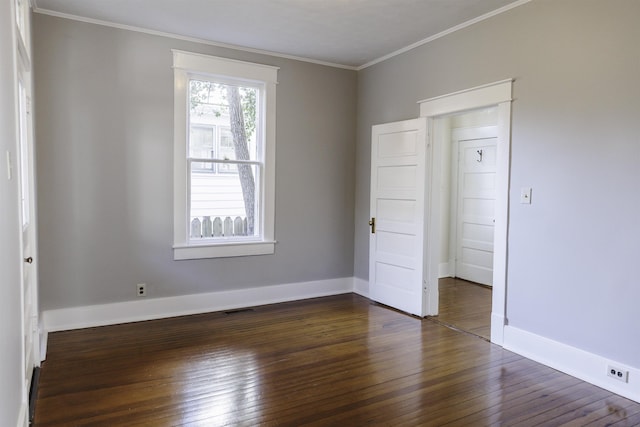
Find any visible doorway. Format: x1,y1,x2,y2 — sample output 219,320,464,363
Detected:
420,79,512,345
435,108,498,339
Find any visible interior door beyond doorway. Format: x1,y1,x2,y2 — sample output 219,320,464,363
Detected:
452,128,497,286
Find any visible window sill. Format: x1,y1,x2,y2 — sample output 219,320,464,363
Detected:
173,240,276,260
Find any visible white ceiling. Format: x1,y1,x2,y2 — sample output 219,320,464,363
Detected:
33,0,526,69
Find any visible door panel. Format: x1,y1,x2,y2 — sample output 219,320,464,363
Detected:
376,199,417,235
378,131,418,157
369,118,427,316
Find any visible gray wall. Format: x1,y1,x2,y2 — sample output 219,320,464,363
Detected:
34,14,356,310
0,0,25,424
355,0,640,368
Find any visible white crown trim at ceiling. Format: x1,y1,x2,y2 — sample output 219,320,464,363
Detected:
33,0,532,71
358,0,532,70
31,7,358,70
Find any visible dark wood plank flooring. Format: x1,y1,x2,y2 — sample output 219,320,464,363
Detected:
35,294,640,426
437,277,492,340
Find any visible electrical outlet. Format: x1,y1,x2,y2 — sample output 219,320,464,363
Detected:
607,365,629,383
136,283,146,297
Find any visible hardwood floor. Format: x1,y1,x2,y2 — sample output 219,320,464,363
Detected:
35,294,640,426
437,277,492,340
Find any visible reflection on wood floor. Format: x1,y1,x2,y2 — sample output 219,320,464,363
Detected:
437,277,492,340
35,294,640,426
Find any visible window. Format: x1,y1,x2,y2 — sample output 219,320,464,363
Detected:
18,80,30,229
173,50,278,260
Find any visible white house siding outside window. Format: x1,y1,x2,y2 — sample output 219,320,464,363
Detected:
172,51,278,260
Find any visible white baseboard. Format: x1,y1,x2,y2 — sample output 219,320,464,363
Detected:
490,313,505,346
43,277,353,333
16,402,27,427
503,325,640,403
353,277,369,298
39,326,48,362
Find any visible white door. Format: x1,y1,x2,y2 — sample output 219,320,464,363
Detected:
369,118,427,316
17,71,39,405
453,127,497,286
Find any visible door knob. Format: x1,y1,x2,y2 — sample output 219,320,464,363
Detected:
24,256,33,264
369,217,376,234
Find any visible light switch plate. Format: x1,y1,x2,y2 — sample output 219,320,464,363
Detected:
520,187,532,204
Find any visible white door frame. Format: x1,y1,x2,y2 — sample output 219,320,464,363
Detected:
419,79,512,345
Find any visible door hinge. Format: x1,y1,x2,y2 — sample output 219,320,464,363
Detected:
368,217,376,234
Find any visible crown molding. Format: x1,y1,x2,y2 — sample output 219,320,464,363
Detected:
33,0,532,71
358,0,532,70
32,7,358,71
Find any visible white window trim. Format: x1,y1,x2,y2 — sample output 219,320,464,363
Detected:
172,50,278,260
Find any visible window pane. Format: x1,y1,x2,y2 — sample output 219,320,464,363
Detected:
217,128,236,174
189,126,215,172
18,81,29,228
189,79,259,162
189,164,260,239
